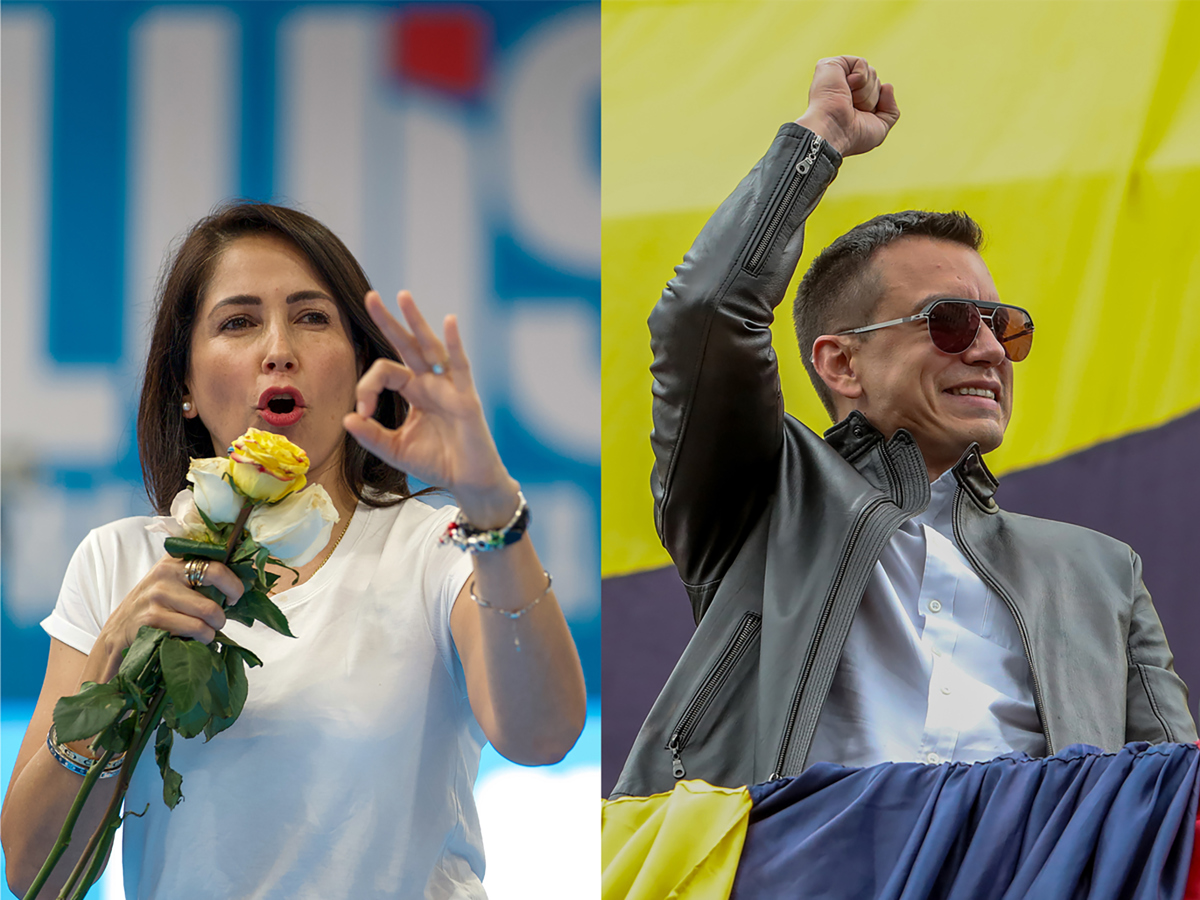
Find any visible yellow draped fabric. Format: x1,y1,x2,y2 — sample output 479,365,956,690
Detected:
602,0,1200,578
602,780,752,900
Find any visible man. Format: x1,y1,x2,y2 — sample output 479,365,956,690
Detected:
611,57,1195,798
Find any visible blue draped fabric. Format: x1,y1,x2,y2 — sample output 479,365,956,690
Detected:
731,743,1200,900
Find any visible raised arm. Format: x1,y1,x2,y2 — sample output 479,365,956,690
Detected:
649,57,898,617
344,291,587,765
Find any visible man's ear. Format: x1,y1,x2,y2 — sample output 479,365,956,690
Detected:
812,335,864,406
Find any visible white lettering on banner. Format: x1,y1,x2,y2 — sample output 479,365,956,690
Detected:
127,8,237,373
398,102,481,356
502,9,600,276
1,10,122,463
523,482,598,620
508,301,600,463
278,8,372,259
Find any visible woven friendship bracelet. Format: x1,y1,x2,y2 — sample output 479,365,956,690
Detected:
47,726,124,779
440,491,530,553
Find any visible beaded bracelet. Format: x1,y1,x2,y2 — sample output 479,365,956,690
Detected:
47,725,124,779
440,491,530,553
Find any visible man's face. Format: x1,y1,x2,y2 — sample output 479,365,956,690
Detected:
840,237,1013,477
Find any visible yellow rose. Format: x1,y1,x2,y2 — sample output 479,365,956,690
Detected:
227,428,309,503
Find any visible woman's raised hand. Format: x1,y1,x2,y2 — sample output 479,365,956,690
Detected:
344,291,520,528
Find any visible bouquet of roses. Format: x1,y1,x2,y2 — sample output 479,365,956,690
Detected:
27,429,337,900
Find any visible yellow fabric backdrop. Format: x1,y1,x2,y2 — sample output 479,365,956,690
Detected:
602,0,1200,578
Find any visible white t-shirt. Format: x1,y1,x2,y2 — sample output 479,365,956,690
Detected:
41,498,483,900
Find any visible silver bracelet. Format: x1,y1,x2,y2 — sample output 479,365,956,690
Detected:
47,725,124,779
469,571,552,650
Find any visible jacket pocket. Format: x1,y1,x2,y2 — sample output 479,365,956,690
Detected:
666,611,762,779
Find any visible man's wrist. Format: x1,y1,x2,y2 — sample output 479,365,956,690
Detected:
794,113,848,156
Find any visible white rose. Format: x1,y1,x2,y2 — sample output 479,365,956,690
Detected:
187,457,242,524
246,485,339,567
145,489,211,541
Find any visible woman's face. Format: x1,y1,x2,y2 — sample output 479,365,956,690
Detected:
184,234,360,488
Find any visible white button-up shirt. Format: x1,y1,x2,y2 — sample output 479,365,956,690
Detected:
806,470,1046,768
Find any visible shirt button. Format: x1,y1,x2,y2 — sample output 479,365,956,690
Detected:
928,599,943,613
926,752,941,764
941,686,952,695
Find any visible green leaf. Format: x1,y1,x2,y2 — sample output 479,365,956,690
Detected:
201,657,232,718
163,537,228,560
230,644,263,669
234,536,262,564
114,673,149,712
94,713,137,755
268,555,300,583
222,645,249,716
165,698,210,740
193,501,223,538
118,626,168,683
229,560,257,586
54,681,128,744
222,601,256,629
213,631,263,668
160,638,219,713
155,723,184,809
203,713,236,742
237,590,295,638
197,584,228,608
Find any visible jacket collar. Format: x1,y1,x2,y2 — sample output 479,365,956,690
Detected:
824,411,999,513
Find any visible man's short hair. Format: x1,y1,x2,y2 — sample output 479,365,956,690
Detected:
794,210,984,421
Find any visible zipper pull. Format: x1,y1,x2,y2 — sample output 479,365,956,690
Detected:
795,135,824,176
668,734,686,779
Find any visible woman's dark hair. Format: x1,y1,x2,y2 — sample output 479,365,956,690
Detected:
138,201,415,514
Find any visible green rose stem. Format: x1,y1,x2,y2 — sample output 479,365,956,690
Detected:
57,687,167,900
26,498,256,900
21,746,117,900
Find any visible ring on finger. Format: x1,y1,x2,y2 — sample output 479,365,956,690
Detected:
430,361,447,375
184,558,210,590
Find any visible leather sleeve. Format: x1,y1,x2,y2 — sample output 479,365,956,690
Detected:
648,123,842,612
1125,550,1198,743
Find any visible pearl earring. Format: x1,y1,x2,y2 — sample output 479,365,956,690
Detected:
182,400,193,413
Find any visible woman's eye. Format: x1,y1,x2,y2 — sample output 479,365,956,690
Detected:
299,310,331,325
219,315,253,331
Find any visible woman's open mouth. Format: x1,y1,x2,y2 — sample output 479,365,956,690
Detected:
258,387,306,427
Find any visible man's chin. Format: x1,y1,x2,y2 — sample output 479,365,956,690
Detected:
960,424,1005,456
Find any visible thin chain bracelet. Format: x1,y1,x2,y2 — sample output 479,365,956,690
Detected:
469,570,552,650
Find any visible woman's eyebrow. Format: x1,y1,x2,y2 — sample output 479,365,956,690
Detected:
286,289,333,304
208,290,333,315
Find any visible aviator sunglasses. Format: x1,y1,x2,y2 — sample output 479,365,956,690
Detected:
836,298,1035,362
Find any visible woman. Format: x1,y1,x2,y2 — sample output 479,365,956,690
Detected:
2,203,588,898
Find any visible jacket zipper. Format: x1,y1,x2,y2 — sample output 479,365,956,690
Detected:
744,135,823,274
952,489,1054,754
667,611,762,779
770,495,887,779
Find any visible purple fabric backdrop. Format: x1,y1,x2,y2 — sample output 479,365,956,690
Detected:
601,409,1200,797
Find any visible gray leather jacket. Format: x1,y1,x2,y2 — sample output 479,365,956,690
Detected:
611,123,1196,799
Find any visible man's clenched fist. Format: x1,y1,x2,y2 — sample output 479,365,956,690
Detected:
795,56,899,157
